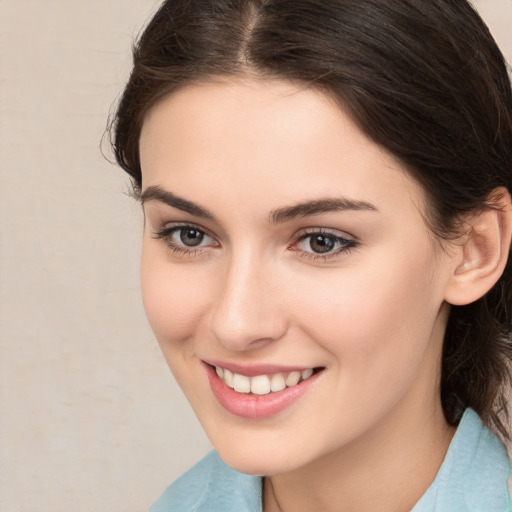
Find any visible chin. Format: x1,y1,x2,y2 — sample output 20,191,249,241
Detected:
217,451,286,477
212,438,311,476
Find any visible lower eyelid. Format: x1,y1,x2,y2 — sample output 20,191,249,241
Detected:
296,243,358,260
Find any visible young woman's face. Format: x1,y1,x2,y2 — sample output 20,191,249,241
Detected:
139,79,457,475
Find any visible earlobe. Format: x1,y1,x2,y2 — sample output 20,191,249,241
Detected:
444,187,512,306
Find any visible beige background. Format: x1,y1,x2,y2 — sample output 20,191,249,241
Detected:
0,1,511,511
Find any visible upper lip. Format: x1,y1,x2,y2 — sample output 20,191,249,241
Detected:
203,359,320,377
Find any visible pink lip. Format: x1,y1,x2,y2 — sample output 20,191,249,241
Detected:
204,363,323,420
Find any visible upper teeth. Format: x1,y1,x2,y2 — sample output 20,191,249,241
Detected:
215,366,314,395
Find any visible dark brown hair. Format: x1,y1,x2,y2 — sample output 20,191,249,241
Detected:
110,0,512,438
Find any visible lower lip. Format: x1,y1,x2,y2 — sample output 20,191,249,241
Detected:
205,364,322,419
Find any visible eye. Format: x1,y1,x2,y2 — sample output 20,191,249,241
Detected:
175,227,207,247
153,223,218,254
292,229,357,259
302,234,338,254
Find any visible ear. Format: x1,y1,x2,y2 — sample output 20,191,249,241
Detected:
444,187,512,306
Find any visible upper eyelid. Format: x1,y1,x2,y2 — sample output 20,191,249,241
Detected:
153,222,357,247
145,202,358,236
294,226,357,241
156,221,217,239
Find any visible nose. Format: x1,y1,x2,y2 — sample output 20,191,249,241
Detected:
209,248,289,351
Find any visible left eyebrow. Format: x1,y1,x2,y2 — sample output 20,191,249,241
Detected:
270,197,378,224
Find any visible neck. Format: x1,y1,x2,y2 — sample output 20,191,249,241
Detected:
263,397,455,512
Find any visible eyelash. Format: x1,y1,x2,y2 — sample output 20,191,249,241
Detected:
292,228,358,261
152,224,358,261
152,223,217,257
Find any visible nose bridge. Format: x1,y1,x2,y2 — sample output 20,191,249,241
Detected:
209,245,287,350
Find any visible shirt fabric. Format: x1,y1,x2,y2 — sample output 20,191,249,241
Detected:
149,409,511,511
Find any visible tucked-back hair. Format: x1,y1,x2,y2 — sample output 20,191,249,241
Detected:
110,0,512,438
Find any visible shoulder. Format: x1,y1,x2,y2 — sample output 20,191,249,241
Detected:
149,450,262,512
413,409,511,512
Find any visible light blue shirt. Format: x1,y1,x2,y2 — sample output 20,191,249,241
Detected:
150,409,511,511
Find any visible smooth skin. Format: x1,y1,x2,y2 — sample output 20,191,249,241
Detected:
138,78,512,512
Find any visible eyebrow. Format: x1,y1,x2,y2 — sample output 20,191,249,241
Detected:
269,198,378,223
140,185,378,224
141,185,215,220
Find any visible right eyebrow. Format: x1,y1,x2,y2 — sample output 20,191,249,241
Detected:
140,185,216,221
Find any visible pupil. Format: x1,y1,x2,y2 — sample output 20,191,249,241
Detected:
310,235,335,253
180,229,204,247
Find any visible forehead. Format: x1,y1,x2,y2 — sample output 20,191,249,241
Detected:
139,78,426,221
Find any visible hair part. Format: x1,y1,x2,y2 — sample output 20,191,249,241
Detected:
110,0,512,438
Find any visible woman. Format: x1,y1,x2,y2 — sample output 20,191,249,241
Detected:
110,0,512,510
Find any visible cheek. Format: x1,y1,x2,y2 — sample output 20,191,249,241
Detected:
140,246,211,347
293,244,442,376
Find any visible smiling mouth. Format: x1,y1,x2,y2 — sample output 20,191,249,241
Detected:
213,365,322,396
